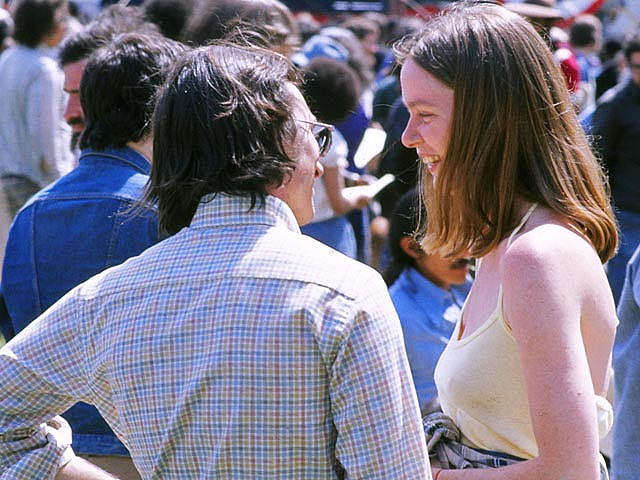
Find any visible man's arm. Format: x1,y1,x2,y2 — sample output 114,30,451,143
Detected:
0,290,93,478
329,272,431,479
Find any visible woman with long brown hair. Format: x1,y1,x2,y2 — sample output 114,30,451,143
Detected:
396,2,617,479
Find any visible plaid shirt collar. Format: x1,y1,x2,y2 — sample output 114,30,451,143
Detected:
190,193,301,233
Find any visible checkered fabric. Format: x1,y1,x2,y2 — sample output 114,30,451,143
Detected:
423,412,609,479
0,193,430,479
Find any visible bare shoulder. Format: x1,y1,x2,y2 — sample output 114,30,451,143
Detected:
499,210,614,329
501,213,603,289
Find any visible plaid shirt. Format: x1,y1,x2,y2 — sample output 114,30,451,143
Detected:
0,193,430,479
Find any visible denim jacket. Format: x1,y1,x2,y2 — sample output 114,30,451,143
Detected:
1,146,160,455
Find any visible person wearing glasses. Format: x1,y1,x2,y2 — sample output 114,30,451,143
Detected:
0,43,430,479
398,3,617,479
592,34,640,480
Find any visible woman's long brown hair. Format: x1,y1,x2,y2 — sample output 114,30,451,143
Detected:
395,2,617,263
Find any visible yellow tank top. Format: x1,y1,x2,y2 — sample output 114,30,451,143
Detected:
433,204,613,459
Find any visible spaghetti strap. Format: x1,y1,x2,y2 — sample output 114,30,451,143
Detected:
506,203,537,247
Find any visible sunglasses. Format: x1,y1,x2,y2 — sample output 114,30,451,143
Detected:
297,119,334,157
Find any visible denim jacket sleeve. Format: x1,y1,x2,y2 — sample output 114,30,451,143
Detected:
2,203,40,335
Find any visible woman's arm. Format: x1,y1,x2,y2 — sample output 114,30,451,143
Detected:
438,231,604,480
322,166,371,216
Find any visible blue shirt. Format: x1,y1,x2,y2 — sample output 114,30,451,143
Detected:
0,193,430,479
389,267,472,411
612,244,640,480
1,146,159,455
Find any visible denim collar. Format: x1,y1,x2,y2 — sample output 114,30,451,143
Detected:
79,147,151,175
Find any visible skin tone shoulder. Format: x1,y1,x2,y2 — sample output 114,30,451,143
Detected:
400,56,616,480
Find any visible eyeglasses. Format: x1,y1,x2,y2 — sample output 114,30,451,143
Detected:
297,119,334,157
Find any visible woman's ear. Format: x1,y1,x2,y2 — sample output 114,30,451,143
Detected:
399,236,423,260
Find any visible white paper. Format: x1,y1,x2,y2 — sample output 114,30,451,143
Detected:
353,128,387,169
342,173,395,201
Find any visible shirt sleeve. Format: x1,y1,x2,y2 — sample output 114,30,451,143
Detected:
328,273,431,479
0,289,90,479
25,61,72,184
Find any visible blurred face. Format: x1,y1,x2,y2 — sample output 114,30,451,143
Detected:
629,51,640,86
63,59,87,134
414,247,471,291
400,57,454,178
269,83,324,226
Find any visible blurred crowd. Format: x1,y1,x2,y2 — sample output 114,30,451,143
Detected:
0,0,640,479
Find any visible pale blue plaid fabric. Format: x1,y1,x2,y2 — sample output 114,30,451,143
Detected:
0,193,430,479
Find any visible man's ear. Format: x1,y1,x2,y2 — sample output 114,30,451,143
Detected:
399,236,423,260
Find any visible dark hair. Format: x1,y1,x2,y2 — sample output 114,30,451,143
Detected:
394,2,617,262
321,26,374,87
383,188,422,286
79,32,185,151
624,35,640,62
146,44,301,236
341,16,380,42
569,14,601,48
13,0,66,47
302,57,361,124
144,0,196,41
59,4,159,66
182,0,298,56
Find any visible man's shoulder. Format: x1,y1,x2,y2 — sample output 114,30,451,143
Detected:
255,228,387,300
599,80,635,106
31,155,150,203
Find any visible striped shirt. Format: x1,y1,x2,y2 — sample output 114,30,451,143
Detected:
0,193,430,479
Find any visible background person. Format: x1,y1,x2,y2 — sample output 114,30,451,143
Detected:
1,31,184,479
612,243,640,479
592,35,640,306
397,3,617,479
0,0,73,219
300,56,372,257
384,188,472,415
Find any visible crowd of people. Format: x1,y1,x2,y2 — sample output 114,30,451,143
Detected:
0,0,638,479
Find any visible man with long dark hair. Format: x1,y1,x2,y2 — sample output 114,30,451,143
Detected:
0,43,429,479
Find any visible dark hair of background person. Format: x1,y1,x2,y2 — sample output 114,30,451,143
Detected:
569,14,600,48
321,26,374,88
340,15,379,42
295,11,320,44
181,0,299,57
59,4,158,67
383,187,422,286
394,2,617,263
301,57,361,124
144,0,196,41
79,32,185,152
146,44,301,236
12,0,67,47
624,34,640,62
